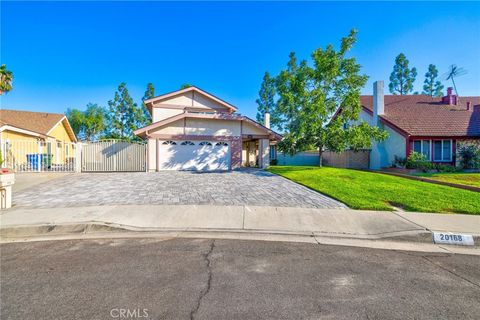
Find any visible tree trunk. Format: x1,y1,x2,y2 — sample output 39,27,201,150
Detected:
318,147,323,167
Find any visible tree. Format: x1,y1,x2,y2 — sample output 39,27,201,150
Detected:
388,53,417,95
180,83,193,89
272,30,388,165
105,83,144,141
422,64,444,97
256,72,277,124
66,103,106,141
141,83,155,126
0,64,13,94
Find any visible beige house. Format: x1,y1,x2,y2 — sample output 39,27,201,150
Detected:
134,86,282,171
0,109,77,170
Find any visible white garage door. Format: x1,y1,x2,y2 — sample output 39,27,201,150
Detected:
158,140,230,171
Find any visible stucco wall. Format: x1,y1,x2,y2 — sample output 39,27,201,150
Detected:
358,109,406,169
48,120,74,143
185,119,241,136
152,108,183,123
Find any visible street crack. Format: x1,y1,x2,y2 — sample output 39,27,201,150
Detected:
190,239,215,320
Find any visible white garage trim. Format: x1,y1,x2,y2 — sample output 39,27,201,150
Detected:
157,140,230,171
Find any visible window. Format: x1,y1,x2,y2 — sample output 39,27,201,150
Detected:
180,141,195,146
57,142,62,148
162,140,177,145
215,142,228,147
433,139,452,161
412,140,431,160
199,141,212,146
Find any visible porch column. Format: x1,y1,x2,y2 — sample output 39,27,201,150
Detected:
147,138,157,172
259,139,270,169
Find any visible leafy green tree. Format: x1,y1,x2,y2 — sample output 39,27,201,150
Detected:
256,72,277,124
272,30,388,165
0,64,13,94
66,103,106,141
141,83,155,125
422,64,444,97
388,53,417,95
106,83,144,141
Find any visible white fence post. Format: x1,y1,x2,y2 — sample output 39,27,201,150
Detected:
75,143,82,173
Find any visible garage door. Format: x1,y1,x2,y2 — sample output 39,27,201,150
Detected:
158,140,230,171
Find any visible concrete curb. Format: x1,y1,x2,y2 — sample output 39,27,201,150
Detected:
0,221,458,245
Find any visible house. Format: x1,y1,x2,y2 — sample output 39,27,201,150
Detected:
0,109,77,170
134,86,282,171
361,81,480,169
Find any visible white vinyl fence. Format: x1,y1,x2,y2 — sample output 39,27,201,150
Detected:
0,140,77,172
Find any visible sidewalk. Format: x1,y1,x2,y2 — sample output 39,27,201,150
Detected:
1,205,479,243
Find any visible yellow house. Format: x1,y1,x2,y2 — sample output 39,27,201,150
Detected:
0,109,77,171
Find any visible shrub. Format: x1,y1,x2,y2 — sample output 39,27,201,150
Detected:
457,144,480,169
270,159,278,166
393,155,407,168
406,152,432,172
434,164,458,173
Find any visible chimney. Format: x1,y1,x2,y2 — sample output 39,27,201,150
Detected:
373,81,384,125
466,101,472,111
442,87,458,105
264,112,271,129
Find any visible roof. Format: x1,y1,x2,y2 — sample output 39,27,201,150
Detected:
134,112,283,141
0,109,77,142
144,86,237,113
360,95,480,137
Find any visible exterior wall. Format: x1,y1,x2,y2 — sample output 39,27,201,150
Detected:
230,137,242,169
322,150,370,169
277,151,320,166
359,109,406,169
151,91,231,122
1,130,39,142
147,138,157,172
151,119,185,135
185,119,241,136
241,121,268,135
152,108,183,123
48,120,74,143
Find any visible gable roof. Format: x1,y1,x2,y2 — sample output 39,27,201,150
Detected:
0,109,77,142
360,95,480,137
144,86,237,113
134,112,282,141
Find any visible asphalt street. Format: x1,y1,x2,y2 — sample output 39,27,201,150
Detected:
1,238,479,320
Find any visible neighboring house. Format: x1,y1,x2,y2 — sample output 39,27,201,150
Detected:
359,81,480,169
0,109,77,169
134,86,282,171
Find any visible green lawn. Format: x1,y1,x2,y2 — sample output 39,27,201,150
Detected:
268,166,480,214
412,172,480,188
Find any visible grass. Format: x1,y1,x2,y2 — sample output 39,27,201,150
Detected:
411,172,480,188
268,166,480,215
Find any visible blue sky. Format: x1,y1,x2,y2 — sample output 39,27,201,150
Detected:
1,1,479,119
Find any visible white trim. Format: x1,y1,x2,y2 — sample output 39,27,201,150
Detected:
0,125,46,138
45,116,66,135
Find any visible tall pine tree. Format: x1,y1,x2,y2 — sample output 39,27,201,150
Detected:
106,83,144,141
422,64,444,97
256,72,277,124
389,53,417,95
141,83,155,126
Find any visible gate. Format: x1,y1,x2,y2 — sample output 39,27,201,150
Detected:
0,139,77,172
81,140,146,172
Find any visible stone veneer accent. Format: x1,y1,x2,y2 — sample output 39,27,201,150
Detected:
230,137,243,169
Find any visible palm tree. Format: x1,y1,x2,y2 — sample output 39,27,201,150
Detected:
0,64,13,95
444,65,467,96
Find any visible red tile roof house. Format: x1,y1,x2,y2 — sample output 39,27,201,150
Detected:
134,86,282,171
360,81,480,169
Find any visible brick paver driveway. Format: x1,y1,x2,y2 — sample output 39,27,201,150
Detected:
13,170,347,209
